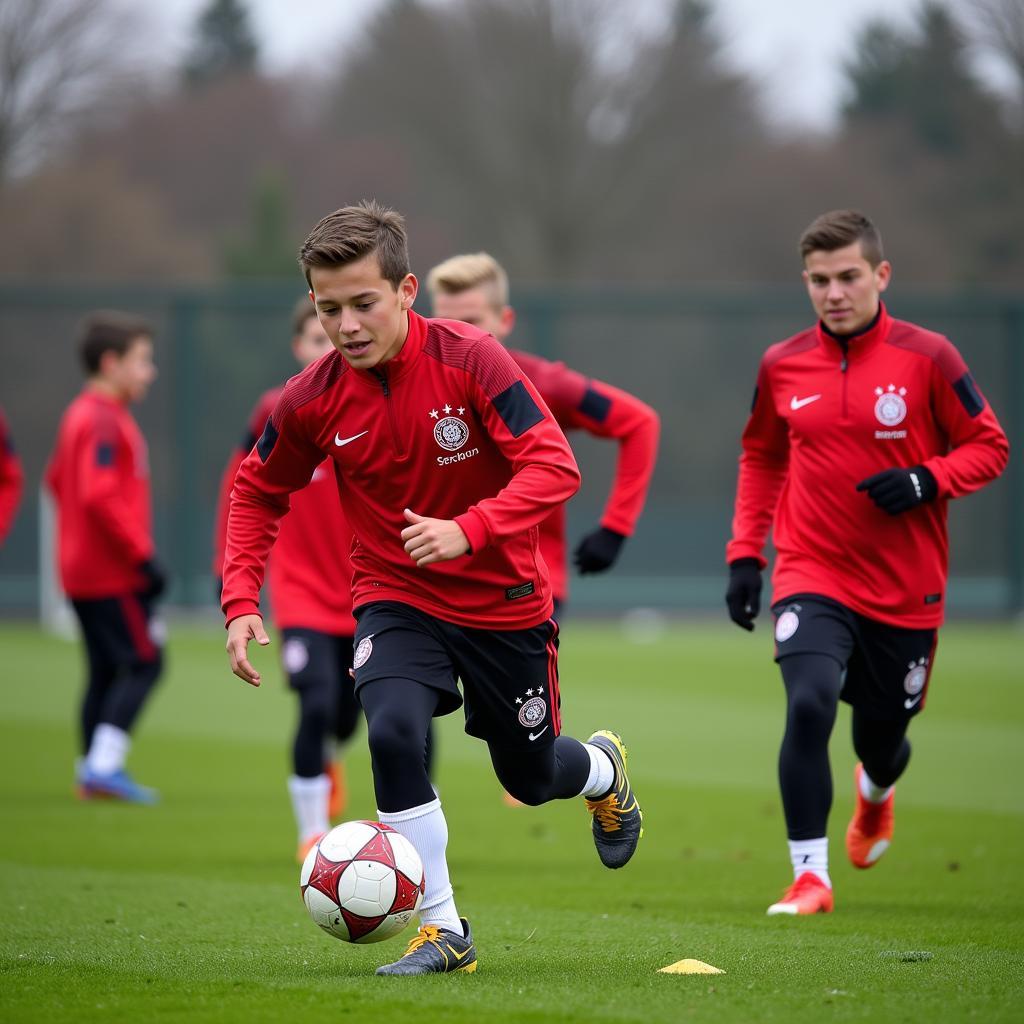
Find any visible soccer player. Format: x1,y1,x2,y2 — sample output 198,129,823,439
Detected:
426,252,660,613
0,405,24,547
45,312,167,803
222,201,643,976
725,210,1009,915
213,297,361,862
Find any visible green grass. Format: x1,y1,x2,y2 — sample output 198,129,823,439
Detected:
1,619,1022,1022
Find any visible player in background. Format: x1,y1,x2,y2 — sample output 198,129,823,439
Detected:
213,297,363,862
725,210,1008,915
426,253,660,613
222,201,644,976
45,312,167,803
0,406,24,546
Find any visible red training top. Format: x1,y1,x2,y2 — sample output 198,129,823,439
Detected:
509,350,660,600
45,389,154,599
0,406,24,546
213,386,355,634
727,304,1009,627
222,312,581,630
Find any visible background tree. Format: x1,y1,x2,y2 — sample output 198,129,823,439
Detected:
222,171,301,278
182,0,259,89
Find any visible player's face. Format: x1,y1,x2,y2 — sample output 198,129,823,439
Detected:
802,242,891,335
310,255,418,370
431,286,513,342
109,337,157,403
291,314,333,368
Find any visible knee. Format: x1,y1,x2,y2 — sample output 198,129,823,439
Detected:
366,713,423,767
298,685,333,731
786,687,835,734
494,756,556,807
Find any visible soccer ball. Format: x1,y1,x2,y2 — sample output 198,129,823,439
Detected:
299,820,425,943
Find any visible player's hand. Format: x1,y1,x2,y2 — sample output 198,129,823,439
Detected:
856,465,937,515
401,508,470,567
573,526,627,574
726,558,762,631
226,614,270,686
138,557,169,600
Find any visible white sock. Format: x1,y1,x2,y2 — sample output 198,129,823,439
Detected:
85,724,130,775
789,838,831,888
859,767,894,804
378,798,461,934
288,774,331,842
580,742,615,798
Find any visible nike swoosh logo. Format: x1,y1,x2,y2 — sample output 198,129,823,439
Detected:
528,727,549,741
790,394,822,410
334,430,368,447
904,695,922,710
447,944,473,962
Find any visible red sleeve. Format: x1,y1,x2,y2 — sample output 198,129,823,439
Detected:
221,397,324,625
919,349,1009,498
0,410,23,545
212,390,280,576
453,339,581,553
77,408,152,564
725,358,789,568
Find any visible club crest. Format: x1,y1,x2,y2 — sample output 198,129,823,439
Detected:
775,609,800,642
428,402,470,451
353,635,374,670
874,384,908,427
518,696,547,728
903,657,928,695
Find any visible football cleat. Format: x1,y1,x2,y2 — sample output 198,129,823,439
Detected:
584,730,643,869
326,760,347,820
846,762,895,869
375,918,477,976
766,871,834,916
296,831,327,865
79,767,159,804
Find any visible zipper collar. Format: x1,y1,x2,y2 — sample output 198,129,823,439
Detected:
816,303,891,362
352,309,427,387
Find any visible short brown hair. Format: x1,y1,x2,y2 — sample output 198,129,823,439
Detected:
290,294,317,336
79,311,152,375
298,200,410,290
799,209,884,267
426,252,509,309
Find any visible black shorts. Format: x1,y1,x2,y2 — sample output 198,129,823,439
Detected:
280,628,354,690
772,594,938,720
351,601,561,749
71,593,164,669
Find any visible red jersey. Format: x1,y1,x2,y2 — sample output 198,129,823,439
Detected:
45,389,154,599
727,305,1009,627
509,350,659,600
222,312,581,630
0,407,23,546
213,387,355,634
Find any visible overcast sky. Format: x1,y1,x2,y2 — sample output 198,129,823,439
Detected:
154,0,1012,132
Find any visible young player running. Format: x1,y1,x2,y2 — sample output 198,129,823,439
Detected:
426,253,660,613
222,201,643,976
213,298,361,861
0,405,24,547
725,210,1008,915
46,313,167,803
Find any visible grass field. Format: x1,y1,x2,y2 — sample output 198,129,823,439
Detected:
1,618,1022,1023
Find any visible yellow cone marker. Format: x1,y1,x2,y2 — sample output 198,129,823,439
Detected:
658,958,725,975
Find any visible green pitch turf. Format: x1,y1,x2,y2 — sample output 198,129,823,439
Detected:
1,619,1022,1023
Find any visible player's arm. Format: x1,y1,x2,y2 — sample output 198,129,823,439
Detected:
449,339,581,557
857,344,1009,514
222,401,322,685
725,359,789,629
0,411,24,546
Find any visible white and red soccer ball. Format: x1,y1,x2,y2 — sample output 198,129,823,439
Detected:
300,820,425,943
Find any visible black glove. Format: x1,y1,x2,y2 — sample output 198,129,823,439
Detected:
726,558,762,631
138,557,168,600
856,465,937,515
573,527,627,574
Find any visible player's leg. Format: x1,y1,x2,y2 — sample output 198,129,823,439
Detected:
78,594,162,803
283,629,338,860
767,597,854,914
323,634,359,820
845,623,936,869
71,598,118,792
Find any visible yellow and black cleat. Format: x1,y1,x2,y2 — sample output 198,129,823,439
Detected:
375,918,477,976
585,730,644,869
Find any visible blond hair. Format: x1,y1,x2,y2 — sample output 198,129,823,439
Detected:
426,252,508,309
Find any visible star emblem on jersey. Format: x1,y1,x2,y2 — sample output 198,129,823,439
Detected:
430,401,470,452
874,384,908,427
903,657,928,696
